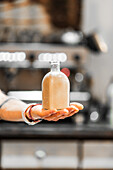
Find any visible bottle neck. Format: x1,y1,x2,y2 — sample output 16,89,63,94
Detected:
50,62,60,72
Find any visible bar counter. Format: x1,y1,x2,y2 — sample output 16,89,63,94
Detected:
1,120,113,169
0,120,113,140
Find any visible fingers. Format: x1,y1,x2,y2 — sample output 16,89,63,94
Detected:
43,109,68,121
66,105,79,113
33,102,84,122
43,106,79,121
53,106,79,121
58,107,79,120
32,105,57,118
57,109,69,116
70,102,84,110
67,110,78,117
41,108,57,117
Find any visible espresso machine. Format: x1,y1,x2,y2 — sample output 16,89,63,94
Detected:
0,30,108,125
0,0,108,125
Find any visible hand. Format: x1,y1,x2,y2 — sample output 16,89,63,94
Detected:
31,102,84,121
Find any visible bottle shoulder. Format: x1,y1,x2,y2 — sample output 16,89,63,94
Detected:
42,71,69,82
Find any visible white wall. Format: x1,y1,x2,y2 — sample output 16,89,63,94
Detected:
82,0,113,103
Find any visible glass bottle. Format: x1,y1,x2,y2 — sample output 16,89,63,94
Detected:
42,61,70,110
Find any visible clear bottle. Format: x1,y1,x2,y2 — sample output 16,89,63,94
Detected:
42,61,70,110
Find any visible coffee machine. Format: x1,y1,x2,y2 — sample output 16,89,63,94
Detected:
0,0,108,125
0,32,108,125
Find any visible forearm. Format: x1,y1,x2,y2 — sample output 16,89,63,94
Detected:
0,90,27,121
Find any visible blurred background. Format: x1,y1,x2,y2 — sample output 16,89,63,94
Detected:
0,0,113,169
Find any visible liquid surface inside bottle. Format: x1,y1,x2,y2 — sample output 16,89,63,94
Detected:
42,61,70,110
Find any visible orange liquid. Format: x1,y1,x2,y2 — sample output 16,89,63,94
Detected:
42,72,70,110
